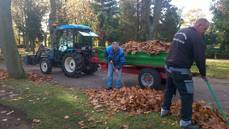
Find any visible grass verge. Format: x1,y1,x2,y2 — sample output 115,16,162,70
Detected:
0,79,181,129
192,59,229,79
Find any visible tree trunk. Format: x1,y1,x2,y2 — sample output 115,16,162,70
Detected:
44,33,47,47
22,31,26,47
136,0,140,40
49,0,57,48
30,40,36,54
142,0,151,40
0,0,26,79
18,33,21,45
25,38,30,52
150,0,162,40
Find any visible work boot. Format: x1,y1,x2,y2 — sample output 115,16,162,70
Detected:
106,87,112,90
160,108,170,117
181,124,199,129
180,120,199,129
115,86,121,89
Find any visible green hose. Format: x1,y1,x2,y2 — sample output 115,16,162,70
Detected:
203,79,229,126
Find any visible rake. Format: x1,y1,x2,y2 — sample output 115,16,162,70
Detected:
203,78,229,126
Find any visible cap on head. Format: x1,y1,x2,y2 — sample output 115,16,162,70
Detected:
193,18,210,34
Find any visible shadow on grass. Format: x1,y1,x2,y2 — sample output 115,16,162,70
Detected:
0,79,181,129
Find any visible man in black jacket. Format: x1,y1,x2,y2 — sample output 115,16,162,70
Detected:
160,18,209,129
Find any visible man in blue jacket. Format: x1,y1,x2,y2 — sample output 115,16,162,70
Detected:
104,42,125,90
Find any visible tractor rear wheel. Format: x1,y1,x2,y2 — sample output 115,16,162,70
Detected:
83,63,98,75
62,53,83,77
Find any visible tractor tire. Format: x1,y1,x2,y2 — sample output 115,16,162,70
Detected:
40,58,52,74
83,63,98,75
62,53,83,77
138,68,162,90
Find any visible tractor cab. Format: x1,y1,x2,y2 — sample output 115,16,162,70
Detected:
40,24,99,77
53,24,98,52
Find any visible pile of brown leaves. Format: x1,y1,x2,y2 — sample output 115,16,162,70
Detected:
27,72,53,84
170,101,228,129
86,87,229,129
192,102,228,129
86,87,164,115
121,40,170,55
0,69,8,80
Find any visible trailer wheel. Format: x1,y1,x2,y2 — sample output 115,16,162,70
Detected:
62,53,83,77
138,68,161,90
40,58,52,74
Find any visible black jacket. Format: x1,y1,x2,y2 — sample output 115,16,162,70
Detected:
166,27,206,76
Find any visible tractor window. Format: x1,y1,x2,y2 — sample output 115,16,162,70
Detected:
58,30,74,51
75,32,93,47
83,36,92,46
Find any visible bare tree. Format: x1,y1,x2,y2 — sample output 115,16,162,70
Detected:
141,0,151,40
0,0,26,78
150,0,162,39
49,0,59,47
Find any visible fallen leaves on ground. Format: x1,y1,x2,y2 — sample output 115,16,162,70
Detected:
1,118,8,122
78,121,87,129
0,87,19,100
86,87,229,129
0,69,8,80
1,110,7,114
121,40,170,55
170,100,229,129
64,115,70,119
6,110,14,115
120,124,129,129
32,119,40,123
0,69,53,84
27,72,53,84
192,102,228,129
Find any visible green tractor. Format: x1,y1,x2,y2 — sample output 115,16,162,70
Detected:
39,24,99,77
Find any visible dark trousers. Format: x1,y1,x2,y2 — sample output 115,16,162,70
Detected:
162,71,194,121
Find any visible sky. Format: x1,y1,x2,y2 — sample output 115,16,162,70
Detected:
171,0,214,22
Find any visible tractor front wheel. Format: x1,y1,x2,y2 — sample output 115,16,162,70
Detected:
62,53,83,77
40,58,52,74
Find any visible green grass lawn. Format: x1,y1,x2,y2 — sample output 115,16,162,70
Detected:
0,80,181,129
192,59,229,79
